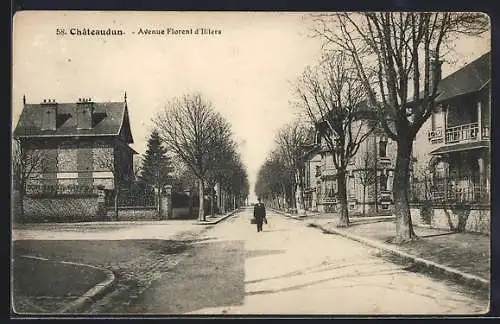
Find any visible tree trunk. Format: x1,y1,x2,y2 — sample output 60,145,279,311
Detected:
198,179,205,221
374,161,378,213
441,202,456,231
189,190,194,218
337,169,350,227
210,189,215,217
362,184,366,217
392,138,416,243
114,189,119,221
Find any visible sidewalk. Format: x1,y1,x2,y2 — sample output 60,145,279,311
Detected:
194,208,241,225
277,210,489,290
13,208,242,230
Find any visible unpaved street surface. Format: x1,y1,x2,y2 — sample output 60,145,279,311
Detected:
12,211,489,315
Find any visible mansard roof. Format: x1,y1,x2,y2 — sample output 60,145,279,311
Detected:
13,100,134,144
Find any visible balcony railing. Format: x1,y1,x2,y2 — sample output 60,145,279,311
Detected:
428,122,490,145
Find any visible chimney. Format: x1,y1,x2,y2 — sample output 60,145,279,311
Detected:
40,98,58,131
76,97,94,129
430,55,443,91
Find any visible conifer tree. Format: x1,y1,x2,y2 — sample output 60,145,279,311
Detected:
140,130,173,216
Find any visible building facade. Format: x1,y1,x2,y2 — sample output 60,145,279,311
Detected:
411,52,490,205
302,117,397,215
346,129,396,215
302,144,322,211
13,96,136,196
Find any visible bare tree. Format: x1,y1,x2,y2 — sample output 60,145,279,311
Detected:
155,93,232,222
274,121,310,211
297,52,375,227
12,139,46,222
311,12,488,241
357,146,377,217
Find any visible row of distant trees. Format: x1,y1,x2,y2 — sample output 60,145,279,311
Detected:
254,121,309,212
256,12,488,243
137,93,250,222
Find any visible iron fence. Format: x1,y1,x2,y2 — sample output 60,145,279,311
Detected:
409,176,489,204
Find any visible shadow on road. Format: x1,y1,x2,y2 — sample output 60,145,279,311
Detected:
244,259,385,285
129,240,246,314
246,267,407,296
244,249,286,259
261,229,289,233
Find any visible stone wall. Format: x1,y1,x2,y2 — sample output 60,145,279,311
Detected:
410,205,490,235
106,207,158,221
171,207,200,219
23,195,106,222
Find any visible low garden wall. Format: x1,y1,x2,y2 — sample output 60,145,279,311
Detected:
106,206,157,221
23,195,105,223
410,204,490,235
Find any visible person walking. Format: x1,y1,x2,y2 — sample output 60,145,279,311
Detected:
253,197,267,232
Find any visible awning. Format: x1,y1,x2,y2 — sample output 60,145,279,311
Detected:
430,140,490,155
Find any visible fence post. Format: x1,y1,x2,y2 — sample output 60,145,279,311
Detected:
160,185,173,220
96,185,107,220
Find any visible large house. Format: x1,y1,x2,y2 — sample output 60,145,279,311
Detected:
412,52,490,205
13,95,136,196
301,110,396,215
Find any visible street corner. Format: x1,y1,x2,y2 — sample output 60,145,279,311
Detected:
12,256,112,315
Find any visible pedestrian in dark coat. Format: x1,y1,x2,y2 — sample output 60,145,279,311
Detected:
253,197,266,232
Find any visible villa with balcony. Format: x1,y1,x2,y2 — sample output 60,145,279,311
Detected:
426,52,490,205
411,51,490,207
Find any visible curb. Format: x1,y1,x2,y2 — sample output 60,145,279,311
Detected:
19,255,116,314
271,209,305,220
277,212,489,291
194,208,241,225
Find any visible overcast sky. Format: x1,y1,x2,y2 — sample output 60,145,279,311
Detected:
12,11,490,202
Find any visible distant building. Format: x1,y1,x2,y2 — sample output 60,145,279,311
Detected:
301,142,322,212
346,128,396,214
412,52,490,204
301,109,396,215
13,95,137,195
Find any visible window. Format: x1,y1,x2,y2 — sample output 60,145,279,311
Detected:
379,172,388,191
41,109,56,130
379,139,387,158
431,105,445,131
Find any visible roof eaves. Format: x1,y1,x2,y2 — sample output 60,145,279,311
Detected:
436,81,490,103
13,133,119,138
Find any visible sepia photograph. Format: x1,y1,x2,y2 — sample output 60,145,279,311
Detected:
11,11,491,316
